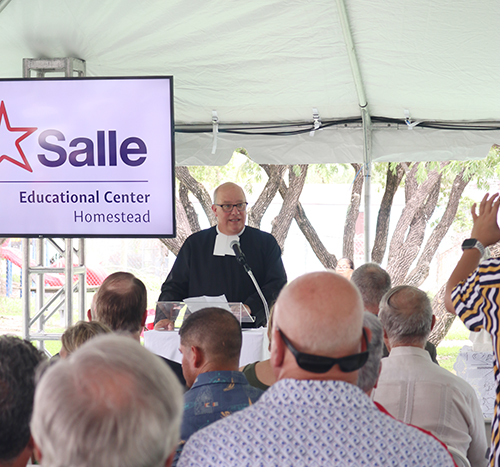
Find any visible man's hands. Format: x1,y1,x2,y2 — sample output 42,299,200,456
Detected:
470,193,500,248
154,319,175,331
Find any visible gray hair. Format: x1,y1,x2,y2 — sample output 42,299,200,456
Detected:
357,312,383,393
31,335,183,467
351,263,392,313
379,285,433,347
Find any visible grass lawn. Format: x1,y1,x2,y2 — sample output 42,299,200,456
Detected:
436,317,471,373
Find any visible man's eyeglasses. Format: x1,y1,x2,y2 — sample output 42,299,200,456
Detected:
278,328,369,373
215,202,248,212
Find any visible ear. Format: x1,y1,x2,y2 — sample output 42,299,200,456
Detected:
33,439,42,463
87,309,92,321
383,328,391,353
362,326,372,351
211,204,218,215
141,310,147,327
191,346,204,369
165,449,176,467
270,327,285,376
430,315,436,331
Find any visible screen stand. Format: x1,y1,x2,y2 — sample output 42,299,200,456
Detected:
21,57,87,356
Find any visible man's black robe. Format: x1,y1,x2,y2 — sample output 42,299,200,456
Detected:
157,226,287,327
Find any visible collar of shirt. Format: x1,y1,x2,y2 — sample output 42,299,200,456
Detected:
191,370,248,389
387,345,432,361
213,226,245,256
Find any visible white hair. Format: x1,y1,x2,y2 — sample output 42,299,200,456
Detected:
31,334,183,467
379,285,433,347
357,312,383,393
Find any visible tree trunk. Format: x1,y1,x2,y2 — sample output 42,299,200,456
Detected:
371,163,405,264
428,285,456,346
406,168,470,287
179,182,201,233
175,166,217,226
387,169,442,284
159,197,191,256
262,165,337,269
342,164,363,259
271,165,308,252
248,165,286,229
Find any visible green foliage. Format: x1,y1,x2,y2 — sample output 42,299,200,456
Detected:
445,317,470,340
187,151,265,196
436,345,462,373
306,164,353,184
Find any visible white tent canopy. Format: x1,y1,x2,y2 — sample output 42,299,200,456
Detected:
1,0,500,166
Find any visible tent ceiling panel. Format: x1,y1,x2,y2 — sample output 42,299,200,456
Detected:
0,0,499,165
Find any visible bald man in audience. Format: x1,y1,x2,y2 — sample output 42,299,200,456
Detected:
0,336,46,467
177,271,455,466
31,335,183,467
373,285,488,467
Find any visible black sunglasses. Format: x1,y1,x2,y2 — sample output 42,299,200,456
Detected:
278,328,369,373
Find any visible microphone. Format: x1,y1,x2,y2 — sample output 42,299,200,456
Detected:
229,240,270,326
230,240,250,272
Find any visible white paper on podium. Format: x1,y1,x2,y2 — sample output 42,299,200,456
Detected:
144,328,270,367
184,295,230,312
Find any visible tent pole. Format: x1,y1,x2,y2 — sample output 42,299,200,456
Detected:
336,0,372,262
361,107,372,263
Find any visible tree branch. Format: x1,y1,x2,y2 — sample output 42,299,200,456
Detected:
248,165,286,228
343,164,363,259
371,163,405,263
175,166,217,226
271,165,308,252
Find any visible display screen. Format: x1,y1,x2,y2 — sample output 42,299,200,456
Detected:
0,76,175,237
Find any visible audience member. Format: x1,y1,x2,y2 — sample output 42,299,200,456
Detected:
177,271,455,467
358,312,460,465
373,285,488,467
240,306,276,391
31,334,183,467
174,307,262,464
60,320,111,358
351,262,391,315
357,311,384,395
0,336,46,467
445,193,500,466
335,257,354,279
91,271,185,386
351,262,438,363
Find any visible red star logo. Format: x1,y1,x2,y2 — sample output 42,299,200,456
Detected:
0,101,37,173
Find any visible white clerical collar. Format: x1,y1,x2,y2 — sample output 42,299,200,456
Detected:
213,226,245,256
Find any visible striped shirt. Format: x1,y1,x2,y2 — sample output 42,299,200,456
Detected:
452,257,500,467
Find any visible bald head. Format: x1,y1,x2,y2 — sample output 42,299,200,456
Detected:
379,285,433,348
271,271,365,381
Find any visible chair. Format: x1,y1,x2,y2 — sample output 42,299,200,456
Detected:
446,446,471,467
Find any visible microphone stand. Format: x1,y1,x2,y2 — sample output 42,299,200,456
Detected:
230,241,270,326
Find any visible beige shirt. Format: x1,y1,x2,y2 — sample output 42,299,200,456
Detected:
373,346,488,467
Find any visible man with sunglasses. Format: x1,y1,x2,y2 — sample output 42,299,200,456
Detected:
373,285,487,467
156,182,287,328
177,271,455,467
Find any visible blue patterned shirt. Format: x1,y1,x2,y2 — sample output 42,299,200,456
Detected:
174,371,263,465
177,378,455,467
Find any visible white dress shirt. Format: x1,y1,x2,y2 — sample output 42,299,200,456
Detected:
373,346,488,467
